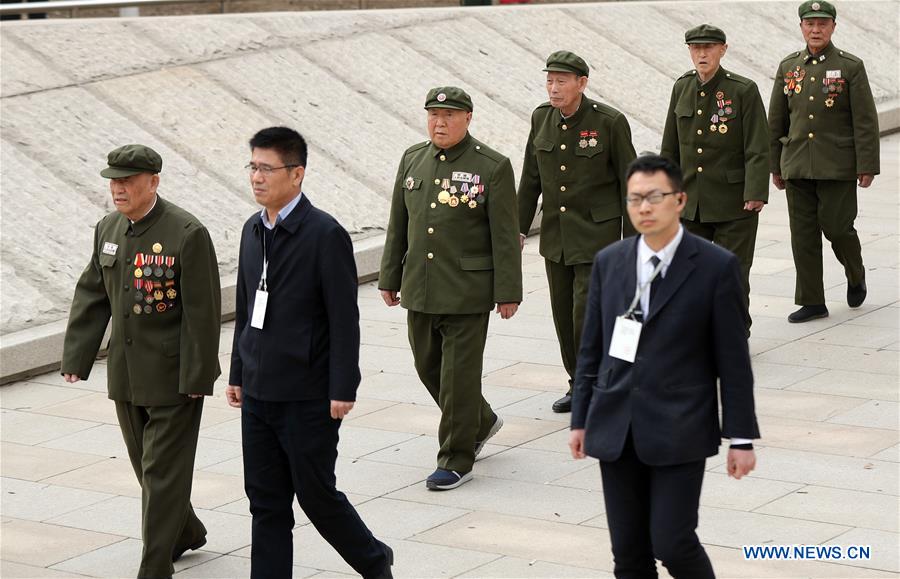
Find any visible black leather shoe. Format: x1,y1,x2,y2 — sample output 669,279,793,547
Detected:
552,393,572,413
848,280,867,308
172,537,206,562
368,544,394,579
788,305,829,323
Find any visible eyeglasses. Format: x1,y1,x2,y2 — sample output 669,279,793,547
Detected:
626,191,679,206
244,163,299,176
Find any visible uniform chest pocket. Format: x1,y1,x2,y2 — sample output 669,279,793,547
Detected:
575,142,604,158
534,138,554,153
404,177,422,191
674,104,694,118
99,254,117,268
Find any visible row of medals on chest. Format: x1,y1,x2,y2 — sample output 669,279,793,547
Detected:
783,66,844,107
132,245,177,314
706,90,733,134
437,177,484,208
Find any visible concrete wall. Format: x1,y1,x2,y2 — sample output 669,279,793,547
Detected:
1,0,898,380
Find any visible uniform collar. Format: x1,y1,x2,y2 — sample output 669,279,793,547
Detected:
430,132,473,163
557,95,590,127
803,42,835,62
128,195,166,237
696,65,726,89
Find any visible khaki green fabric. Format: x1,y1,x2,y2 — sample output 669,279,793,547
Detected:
101,144,163,178
518,96,637,266
683,214,758,303
408,311,495,473
544,50,590,77
768,43,880,180
661,66,770,223
424,86,473,112
379,132,523,312
116,399,206,578
62,196,222,406
544,260,593,382
799,0,836,19
684,24,726,44
785,178,864,305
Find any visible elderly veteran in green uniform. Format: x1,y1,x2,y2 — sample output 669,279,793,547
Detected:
769,0,879,323
518,51,636,413
660,24,769,312
379,87,522,491
62,145,221,578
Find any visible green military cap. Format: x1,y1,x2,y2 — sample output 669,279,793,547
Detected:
100,144,163,178
685,24,727,44
543,50,589,77
424,86,474,112
799,0,836,19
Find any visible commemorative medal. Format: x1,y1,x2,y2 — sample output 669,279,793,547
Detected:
152,242,162,254
164,256,175,279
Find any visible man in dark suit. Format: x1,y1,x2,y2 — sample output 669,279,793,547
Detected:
569,155,760,579
226,127,392,579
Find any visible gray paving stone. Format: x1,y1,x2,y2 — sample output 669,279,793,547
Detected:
458,555,613,578
696,506,852,549
40,423,129,458
354,497,469,540
42,458,141,498
758,415,898,457
0,560,89,578
51,537,218,578
0,382,92,412
0,518,124,568
786,369,900,402
703,544,897,578
0,442,106,482
825,528,900,574
1,478,114,523
756,485,899,533
828,400,900,431
0,410,98,446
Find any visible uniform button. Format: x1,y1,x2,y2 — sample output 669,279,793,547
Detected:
700,91,706,97
434,179,440,185
812,59,817,65
427,252,434,260
560,165,566,171
126,338,133,345
696,129,703,135
475,146,481,150
124,313,129,319
560,206,567,212
697,166,704,173
126,258,132,264
439,154,446,161
560,144,567,150
808,132,814,139
810,76,816,82
561,124,568,130
697,148,703,154
697,109,702,115
809,114,814,120
123,285,129,291
560,185,566,192
809,95,815,101
427,227,434,234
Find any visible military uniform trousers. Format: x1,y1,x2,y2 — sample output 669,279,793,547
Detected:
115,399,206,578
545,259,594,386
785,179,864,305
241,395,389,579
407,311,497,473
682,213,758,307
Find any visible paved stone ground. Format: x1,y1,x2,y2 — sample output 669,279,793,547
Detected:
2,135,898,578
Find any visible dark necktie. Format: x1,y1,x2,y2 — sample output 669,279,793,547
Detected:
649,255,663,308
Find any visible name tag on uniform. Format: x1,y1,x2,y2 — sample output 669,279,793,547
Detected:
250,290,268,329
609,316,642,363
102,242,118,256
451,171,473,183
826,70,841,78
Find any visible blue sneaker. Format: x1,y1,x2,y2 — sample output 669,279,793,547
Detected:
474,414,504,460
426,468,473,491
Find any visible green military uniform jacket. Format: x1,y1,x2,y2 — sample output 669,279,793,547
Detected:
768,42,880,180
62,196,221,406
517,96,636,265
660,66,770,222
379,132,523,313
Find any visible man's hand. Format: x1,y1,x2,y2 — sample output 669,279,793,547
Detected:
380,289,400,307
63,373,80,384
495,303,519,319
743,200,765,212
519,233,526,252
569,429,586,459
772,174,785,190
331,400,355,420
858,173,874,188
727,448,756,479
225,385,242,408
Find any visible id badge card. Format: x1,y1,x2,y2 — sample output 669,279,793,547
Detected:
609,316,642,362
250,290,268,329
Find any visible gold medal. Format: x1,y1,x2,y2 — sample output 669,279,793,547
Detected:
438,190,451,204
468,200,478,209
709,124,717,132
795,84,802,94
152,243,163,254
460,194,469,203
448,195,460,207
718,123,728,134
166,288,177,299
134,267,143,278
825,97,835,107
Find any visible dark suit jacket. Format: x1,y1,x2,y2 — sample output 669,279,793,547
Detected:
230,195,361,402
571,231,759,466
